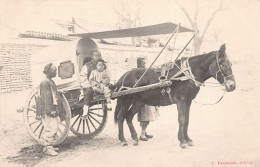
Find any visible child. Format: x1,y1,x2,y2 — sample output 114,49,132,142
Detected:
89,59,112,108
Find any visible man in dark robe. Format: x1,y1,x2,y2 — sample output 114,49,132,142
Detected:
39,63,60,156
137,57,159,141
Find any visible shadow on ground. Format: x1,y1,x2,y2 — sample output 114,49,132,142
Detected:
6,135,118,166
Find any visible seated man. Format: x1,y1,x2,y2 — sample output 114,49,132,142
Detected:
79,51,100,114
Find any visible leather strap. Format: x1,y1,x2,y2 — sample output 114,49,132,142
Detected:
166,87,174,104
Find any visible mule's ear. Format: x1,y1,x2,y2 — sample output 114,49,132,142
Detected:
219,44,226,54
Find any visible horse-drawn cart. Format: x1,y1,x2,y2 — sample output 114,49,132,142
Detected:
23,22,197,146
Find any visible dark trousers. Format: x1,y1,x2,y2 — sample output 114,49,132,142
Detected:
83,87,94,106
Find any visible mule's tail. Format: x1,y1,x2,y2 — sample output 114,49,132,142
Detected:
114,98,121,124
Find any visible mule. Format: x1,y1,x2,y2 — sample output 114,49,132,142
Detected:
114,44,236,148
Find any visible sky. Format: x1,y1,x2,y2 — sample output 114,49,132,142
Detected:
1,0,260,61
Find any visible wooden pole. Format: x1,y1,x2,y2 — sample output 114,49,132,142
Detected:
173,29,199,62
111,81,171,99
133,23,180,88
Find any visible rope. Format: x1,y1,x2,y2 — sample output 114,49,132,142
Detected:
193,87,226,105
171,59,203,87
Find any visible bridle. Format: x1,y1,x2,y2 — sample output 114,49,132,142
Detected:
214,53,234,86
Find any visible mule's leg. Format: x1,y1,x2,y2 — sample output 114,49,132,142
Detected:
183,100,194,146
125,102,141,146
117,108,127,146
176,98,189,149
117,97,134,146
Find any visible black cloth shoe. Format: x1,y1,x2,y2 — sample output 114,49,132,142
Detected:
139,136,148,141
145,134,153,139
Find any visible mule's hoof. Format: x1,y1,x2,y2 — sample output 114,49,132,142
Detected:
120,141,128,147
133,141,139,146
180,143,188,149
187,141,194,147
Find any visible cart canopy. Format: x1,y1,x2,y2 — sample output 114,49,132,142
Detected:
69,22,193,39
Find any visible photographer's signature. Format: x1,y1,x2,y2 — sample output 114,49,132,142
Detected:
211,161,253,167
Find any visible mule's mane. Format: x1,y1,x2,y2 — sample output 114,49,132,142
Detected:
189,51,217,62
154,51,217,68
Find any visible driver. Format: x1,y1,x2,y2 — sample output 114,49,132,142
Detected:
79,50,101,114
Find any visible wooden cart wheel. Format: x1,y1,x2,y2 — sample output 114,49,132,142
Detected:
70,100,108,138
23,88,71,146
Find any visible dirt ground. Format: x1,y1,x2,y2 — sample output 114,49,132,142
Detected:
1,62,260,167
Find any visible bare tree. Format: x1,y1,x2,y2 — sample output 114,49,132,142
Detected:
114,0,142,46
176,0,225,54
213,28,222,44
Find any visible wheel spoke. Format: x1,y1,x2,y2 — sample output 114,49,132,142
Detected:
89,108,103,111
77,119,82,132
38,126,44,139
71,115,80,127
88,116,96,130
86,119,91,133
88,111,103,117
30,120,40,126
59,122,66,127
33,122,42,133
28,107,36,112
83,119,85,134
88,114,101,125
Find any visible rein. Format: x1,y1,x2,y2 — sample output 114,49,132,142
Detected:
193,88,226,105
193,52,233,105
214,53,234,86
169,52,233,105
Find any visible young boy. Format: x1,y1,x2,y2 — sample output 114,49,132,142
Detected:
89,59,112,108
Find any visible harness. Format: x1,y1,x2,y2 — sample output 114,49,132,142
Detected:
118,44,233,105
159,58,204,104
170,58,204,87
214,53,234,86
163,52,234,105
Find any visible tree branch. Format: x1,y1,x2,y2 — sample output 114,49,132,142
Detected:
200,0,224,41
175,0,194,27
193,0,199,25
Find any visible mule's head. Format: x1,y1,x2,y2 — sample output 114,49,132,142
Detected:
209,44,236,92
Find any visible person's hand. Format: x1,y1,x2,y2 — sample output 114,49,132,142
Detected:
91,81,98,86
102,78,110,85
49,110,58,117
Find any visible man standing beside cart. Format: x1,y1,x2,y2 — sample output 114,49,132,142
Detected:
38,63,61,156
136,57,159,141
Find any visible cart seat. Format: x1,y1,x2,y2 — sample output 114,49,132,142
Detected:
92,94,106,102
62,87,107,109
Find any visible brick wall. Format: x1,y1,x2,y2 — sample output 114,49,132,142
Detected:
0,40,51,93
